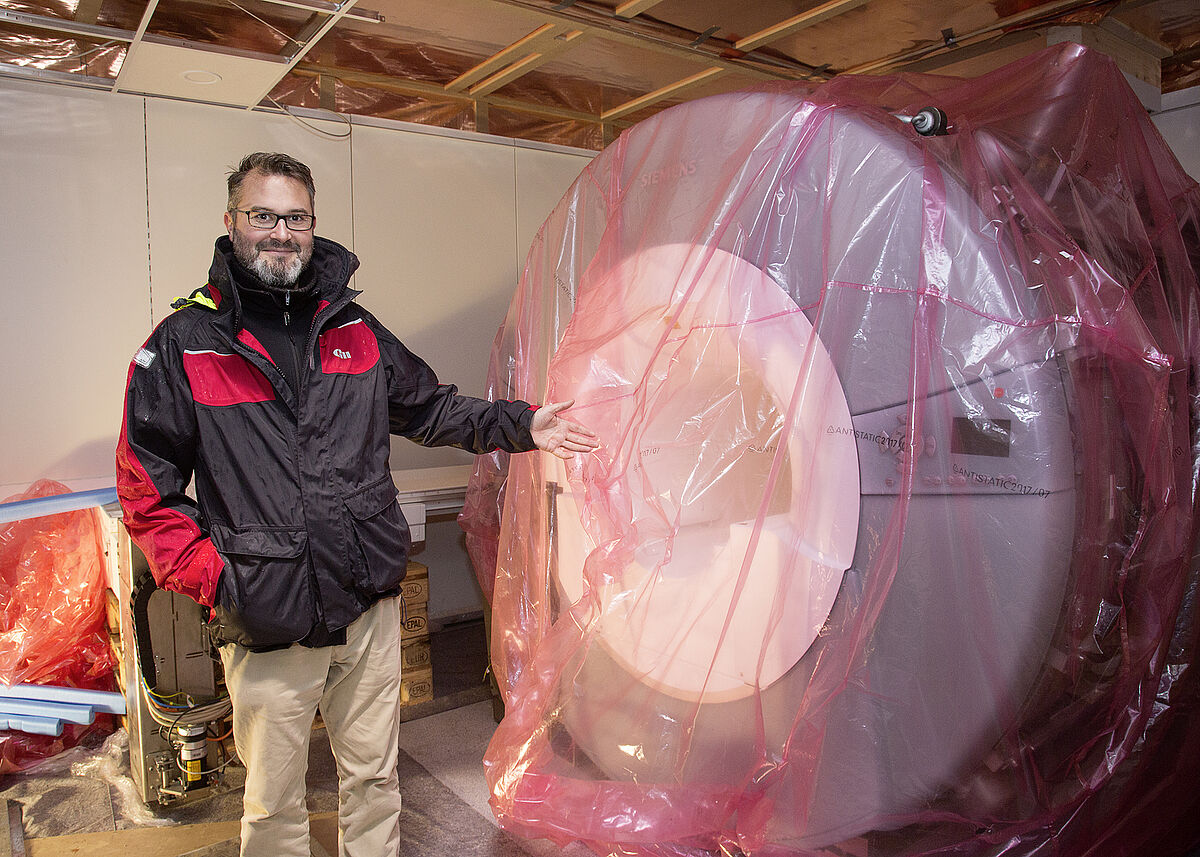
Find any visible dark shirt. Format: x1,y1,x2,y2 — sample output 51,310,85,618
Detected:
229,258,319,397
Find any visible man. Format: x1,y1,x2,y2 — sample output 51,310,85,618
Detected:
115,152,597,857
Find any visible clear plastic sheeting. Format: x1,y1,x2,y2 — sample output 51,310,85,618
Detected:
460,43,1200,857
0,728,178,833
1,480,117,775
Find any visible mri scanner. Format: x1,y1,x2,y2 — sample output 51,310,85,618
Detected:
484,88,1090,849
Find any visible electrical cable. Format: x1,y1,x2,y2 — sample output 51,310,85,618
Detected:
267,96,353,139
131,569,233,728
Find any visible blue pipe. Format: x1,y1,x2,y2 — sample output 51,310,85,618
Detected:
0,487,120,525
0,714,63,737
0,698,96,726
0,683,125,715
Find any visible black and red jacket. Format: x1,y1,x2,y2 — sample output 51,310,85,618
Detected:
116,236,536,649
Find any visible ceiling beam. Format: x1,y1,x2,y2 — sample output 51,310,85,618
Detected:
469,52,551,96
893,30,1042,75
491,89,631,127
467,29,586,96
602,65,724,120
734,0,871,53
613,0,667,20
480,0,821,81
73,0,106,26
445,22,573,92
1097,16,1171,60
299,63,471,102
845,0,1107,74
294,62,610,126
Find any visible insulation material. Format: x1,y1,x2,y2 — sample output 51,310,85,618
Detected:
0,480,117,775
267,72,478,134
0,23,124,78
484,107,604,151
460,43,1200,857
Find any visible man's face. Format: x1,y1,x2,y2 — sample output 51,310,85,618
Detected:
224,171,315,291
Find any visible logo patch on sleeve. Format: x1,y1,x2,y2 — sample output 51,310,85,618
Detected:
134,348,156,368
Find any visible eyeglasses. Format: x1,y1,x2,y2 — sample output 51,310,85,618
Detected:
230,209,316,231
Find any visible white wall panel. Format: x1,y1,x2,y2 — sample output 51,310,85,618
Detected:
515,145,592,274
144,100,355,325
351,124,521,470
0,76,590,502
397,143,591,619
0,80,150,497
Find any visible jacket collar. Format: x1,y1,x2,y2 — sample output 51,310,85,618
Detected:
205,235,361,330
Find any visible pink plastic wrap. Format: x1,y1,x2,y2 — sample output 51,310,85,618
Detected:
461,42,1200,857
0,480,117,775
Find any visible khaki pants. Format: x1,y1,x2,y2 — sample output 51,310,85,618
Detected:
220,597,403,857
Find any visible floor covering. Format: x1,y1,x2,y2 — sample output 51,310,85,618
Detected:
0,618,587,857
2,618,1196,857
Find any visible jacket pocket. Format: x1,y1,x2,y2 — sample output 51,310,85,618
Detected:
344,476,410,595
209,525,315,647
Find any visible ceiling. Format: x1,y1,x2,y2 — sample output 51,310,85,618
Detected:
1,0,1197,149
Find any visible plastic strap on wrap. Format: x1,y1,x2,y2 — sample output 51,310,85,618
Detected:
461,43,1200,857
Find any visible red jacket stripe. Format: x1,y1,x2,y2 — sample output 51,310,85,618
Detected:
115,360,223,607
184,349,276,406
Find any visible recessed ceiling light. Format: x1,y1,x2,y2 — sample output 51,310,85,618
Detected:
182,69,222,84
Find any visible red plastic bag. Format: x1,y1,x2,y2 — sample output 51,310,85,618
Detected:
0,479,117,775
462,43,1200,857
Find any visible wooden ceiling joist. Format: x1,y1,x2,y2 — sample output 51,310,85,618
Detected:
613,0,668,20
845,0,1105,74
734,0,871,53
469,50,547,95
73,0,106,26
446,22,572,92
483,0,814,81
602,65,724,120
466,27,585,96
295,62,608,126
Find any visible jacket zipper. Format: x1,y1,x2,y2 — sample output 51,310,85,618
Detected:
306,300,329,371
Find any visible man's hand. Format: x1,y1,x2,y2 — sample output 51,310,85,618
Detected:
530,400,600,460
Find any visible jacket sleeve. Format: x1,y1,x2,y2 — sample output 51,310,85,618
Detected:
115,323,224,608
369,314,538,454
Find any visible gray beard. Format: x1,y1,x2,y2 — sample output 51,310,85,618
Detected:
251,253,304,288
231,231,312,292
